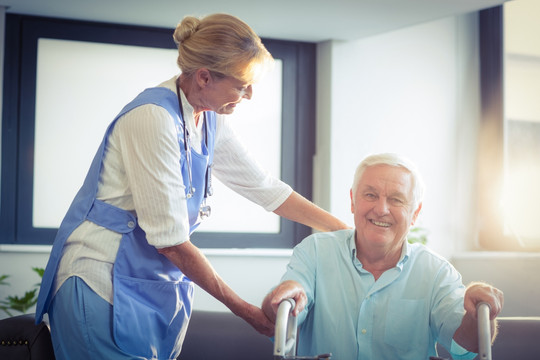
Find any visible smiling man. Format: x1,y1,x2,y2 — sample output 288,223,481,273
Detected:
262,153,504,360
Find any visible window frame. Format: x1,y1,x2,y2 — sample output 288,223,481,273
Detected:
0,14,316,248
477,6,540,251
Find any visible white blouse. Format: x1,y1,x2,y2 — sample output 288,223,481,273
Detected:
54,76,292,304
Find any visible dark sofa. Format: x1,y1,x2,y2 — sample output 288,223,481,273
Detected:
0,313,55,360
2,312,539,359
0,311,274,360
181,312,540,359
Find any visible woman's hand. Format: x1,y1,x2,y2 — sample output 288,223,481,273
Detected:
236,303,275,337
159,241,274,336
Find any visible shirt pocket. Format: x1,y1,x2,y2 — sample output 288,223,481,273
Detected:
384,298,428,351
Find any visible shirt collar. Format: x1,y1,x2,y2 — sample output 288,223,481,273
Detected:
178,88,197,130
166,75,201,133
349,230,411,269
348,230,358,262
397,239,411,269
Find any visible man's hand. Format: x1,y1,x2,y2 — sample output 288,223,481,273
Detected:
453,281,504,352
463,282,504,320
262,280,307,323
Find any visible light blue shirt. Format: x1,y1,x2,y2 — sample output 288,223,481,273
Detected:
281,229,471,360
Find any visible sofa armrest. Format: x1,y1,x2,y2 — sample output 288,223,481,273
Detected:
0,313,55,360
437,317,540,359
491,317,540,357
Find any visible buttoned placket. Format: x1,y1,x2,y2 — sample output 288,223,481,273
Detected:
354,254,404,360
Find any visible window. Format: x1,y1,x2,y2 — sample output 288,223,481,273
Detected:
1,15,316,248
478,2,540,251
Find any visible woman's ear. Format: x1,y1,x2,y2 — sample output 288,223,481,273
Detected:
195,68,212,88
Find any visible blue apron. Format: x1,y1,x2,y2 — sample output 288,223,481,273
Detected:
35,87,216,359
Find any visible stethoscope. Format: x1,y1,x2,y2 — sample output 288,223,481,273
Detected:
176,81,213,220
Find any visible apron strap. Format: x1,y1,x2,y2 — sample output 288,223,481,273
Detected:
86,199,137,234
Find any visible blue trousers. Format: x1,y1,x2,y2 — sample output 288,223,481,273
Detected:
49,276,144,360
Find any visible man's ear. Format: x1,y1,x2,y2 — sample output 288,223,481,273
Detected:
350,189,355,214
411,202,422,225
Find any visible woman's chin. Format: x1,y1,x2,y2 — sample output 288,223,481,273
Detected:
217,104,237,115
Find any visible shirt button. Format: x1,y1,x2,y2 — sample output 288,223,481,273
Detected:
127,221,135,228
361,329,367,334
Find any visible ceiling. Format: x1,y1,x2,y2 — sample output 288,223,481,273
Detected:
1,0,508,42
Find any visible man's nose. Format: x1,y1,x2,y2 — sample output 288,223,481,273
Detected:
373,198,390,215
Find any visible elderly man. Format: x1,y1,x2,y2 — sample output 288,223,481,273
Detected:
262,153,504,360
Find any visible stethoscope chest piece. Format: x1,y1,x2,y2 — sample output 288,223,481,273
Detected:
199,202,211,220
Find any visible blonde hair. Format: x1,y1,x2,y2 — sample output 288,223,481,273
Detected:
173,13,274,83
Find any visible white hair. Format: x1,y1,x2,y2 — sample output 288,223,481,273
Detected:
351,153,425,209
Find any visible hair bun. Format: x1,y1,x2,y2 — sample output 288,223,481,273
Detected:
173,16,201,45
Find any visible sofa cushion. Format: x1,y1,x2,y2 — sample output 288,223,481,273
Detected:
178,310,273,360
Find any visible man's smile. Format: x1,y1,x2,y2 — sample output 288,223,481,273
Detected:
370,219,391,227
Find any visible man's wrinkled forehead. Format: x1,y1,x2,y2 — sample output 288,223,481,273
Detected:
359,165,414,195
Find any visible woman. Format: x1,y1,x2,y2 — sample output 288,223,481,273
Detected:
35,13,348,360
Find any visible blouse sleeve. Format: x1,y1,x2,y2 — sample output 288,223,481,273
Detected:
212,114,293,212
112,104,190,248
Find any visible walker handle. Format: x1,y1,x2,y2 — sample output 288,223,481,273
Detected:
274,298,298,359
477,302,492,360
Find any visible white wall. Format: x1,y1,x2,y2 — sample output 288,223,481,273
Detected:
2,11,538,320
0,12,480,317
314,11,540,317
0,247,50,320
452,252,540,317
315,13,480,259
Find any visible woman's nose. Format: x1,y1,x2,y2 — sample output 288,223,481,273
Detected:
243,85,253,100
